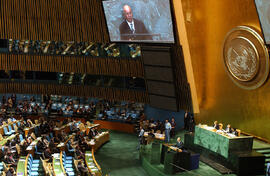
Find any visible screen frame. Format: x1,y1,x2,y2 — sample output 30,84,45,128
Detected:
101,0,177,45
254,0,270,45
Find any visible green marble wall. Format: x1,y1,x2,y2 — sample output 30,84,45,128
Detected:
194,126,253,158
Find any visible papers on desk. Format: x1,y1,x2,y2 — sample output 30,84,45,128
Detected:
155,134,164,138
89,139,95,145
26,146,32,150
227,133,236,138
204,126,215,130
19,159,26,162
54,162,61,165
57,143,65,147
85,153,92,156
53,153,60,158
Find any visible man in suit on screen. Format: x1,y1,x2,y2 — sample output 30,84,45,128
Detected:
119,5,152,41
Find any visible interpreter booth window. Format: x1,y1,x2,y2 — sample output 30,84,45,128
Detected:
0,70,10,79
103,76,125,88
125,77,145,90
84,75,103,87
10,71,24,79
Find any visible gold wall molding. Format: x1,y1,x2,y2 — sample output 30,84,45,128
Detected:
172,0,199,113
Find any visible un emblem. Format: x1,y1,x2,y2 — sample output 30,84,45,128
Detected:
223,26,269,90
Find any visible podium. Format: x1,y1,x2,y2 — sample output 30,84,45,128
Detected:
150,142,161,164
162,144,200,174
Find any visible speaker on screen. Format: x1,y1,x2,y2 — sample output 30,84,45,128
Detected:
102,0,175,43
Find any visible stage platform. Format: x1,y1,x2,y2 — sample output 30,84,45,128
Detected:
139,143,237,176
139,130,269,176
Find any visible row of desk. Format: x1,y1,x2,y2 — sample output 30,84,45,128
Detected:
14,121,109,176
85,151,101,176
51,131,109,176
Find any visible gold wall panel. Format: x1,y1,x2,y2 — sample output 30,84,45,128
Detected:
0,54,144,78
179,0,270,140
0,82,148,103
0,0,109,42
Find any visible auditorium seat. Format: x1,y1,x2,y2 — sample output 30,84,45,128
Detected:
27,154,39,176
7,125,15,134
19,134,24,142
67,142,75,153
62,152,75,176
35,146,42,156
3,127,12,136
13,124,18,132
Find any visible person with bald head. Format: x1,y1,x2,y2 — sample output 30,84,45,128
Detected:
119,4,152,41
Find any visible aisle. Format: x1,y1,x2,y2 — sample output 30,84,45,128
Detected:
95,131,149,176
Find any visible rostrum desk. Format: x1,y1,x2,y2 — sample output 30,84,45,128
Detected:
194,125,253,158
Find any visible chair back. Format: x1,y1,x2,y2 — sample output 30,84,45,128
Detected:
79,123,86,132
7,119,12,124
31,132,36,140
0,134,3,140
3,127,8,134
16,144,20,155
35,120,39,125
13,124,18,132
19,134,24,142
2,162,8,172
8,125,12,132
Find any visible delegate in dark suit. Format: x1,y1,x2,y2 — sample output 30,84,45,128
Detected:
175,140,184,150
119,19,152,41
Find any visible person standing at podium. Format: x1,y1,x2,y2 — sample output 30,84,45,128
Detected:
137,126,144,150
175,137,184,151
165,119,172,143
119,5,152,41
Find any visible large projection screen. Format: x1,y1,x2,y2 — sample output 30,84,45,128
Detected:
255,0,270,44
102,0,175,43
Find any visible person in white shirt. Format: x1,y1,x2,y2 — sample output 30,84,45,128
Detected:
165,119,172,143
137,126,144,150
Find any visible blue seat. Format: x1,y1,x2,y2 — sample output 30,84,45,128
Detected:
30,172,39,176
3,127,12,136
17,121,21,127
33,159,40,164
65,160,73,164
65,164,73,168
35,146,42,155
67,143,74,153
65,168,74,172
50,133,53,139
32,163,39,168
34,127,38,135
8,125,15,134
67,172,75,176
19,134,24,142
13,123,17,130
46,135,51,142
31,167,38,171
